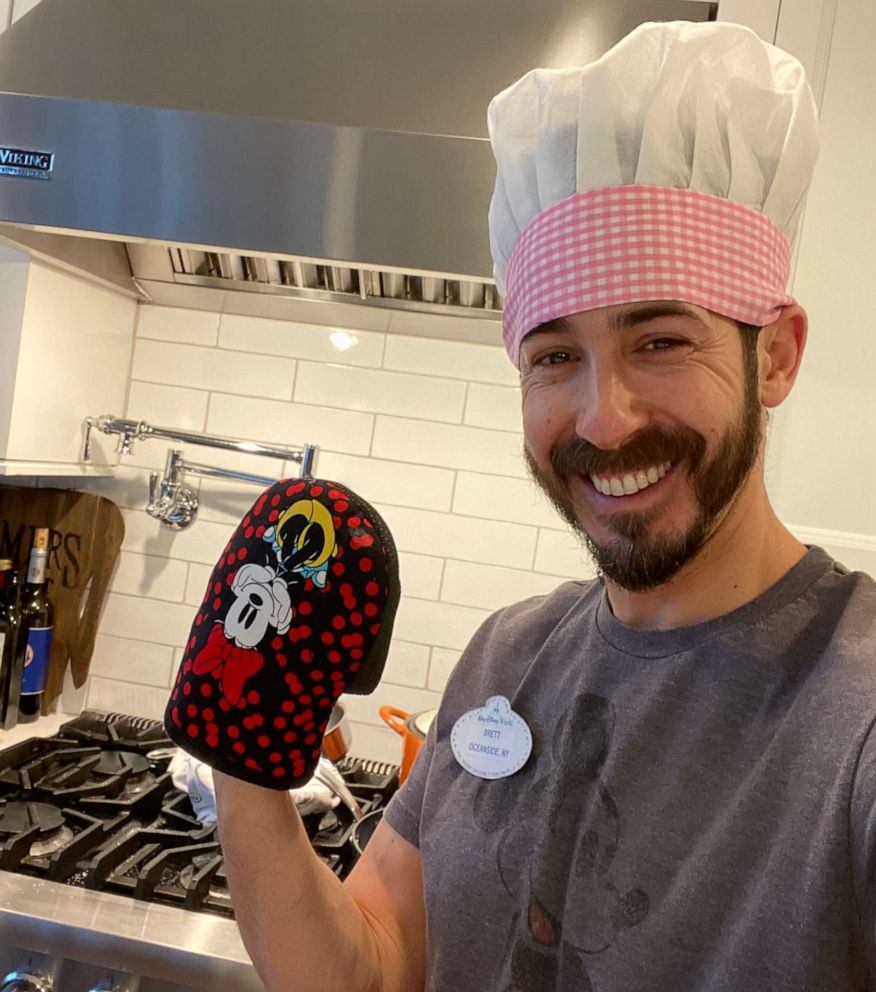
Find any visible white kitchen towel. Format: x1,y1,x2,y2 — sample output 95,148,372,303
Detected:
169,747,339,824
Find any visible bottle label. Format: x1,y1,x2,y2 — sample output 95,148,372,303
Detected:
21,625,53,695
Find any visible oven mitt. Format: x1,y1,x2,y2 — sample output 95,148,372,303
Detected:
165,478,400,789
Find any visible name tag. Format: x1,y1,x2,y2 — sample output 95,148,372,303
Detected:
450,695,532,780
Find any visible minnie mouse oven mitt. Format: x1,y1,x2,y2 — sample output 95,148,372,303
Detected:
165,478,400,789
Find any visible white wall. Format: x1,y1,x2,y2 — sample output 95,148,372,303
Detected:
765,0,876,575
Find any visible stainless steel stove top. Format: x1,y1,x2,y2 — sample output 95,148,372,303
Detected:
0,710,399,992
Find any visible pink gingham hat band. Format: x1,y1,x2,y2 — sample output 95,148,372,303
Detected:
502,185,794,366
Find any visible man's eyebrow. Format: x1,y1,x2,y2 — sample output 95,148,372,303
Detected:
519,317,571,349
608,302,707,330
519,302,708,354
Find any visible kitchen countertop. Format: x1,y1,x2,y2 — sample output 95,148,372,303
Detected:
0,711,68,748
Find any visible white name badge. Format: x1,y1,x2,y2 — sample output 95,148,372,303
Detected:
450,695,532,780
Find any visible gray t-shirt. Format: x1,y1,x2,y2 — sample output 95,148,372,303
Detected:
385,547,876,991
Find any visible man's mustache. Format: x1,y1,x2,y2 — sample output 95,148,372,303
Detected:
549,426,706,479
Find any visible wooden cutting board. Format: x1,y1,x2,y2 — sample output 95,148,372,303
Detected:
0,485,125,715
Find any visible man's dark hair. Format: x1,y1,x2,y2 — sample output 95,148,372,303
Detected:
737,321,761,383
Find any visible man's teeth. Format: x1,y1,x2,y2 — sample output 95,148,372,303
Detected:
590,462,671,497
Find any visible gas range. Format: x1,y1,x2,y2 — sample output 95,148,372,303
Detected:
0,710,399,991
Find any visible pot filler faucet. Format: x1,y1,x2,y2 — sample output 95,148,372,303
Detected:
82,415,319,530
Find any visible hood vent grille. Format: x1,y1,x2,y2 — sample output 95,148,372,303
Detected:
166,248,502,317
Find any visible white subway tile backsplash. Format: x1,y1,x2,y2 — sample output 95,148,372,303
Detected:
100,593,196,648
429,647,462,692
133,339,295,401
383,335,517,385
533,529,600,581
120,509,232,565
89,635,175,688
375,504,536,570
195,479,264,528
393,597,491,651
137,306,219,346
453,471,565,530
126,380,208,433
441,559,568,612
220,314,385,367
87,677,169,722
185,563,213,606
0,1,12,31
109,551,188,603
74,467,153,511
60,669,88,716
341,682,442,727
397,552,444,600
295,362,466,424
381,640,430,689
386,309,503,348
464,382,522,431
207,395,373,456
373,416,525,478
315,452,454,512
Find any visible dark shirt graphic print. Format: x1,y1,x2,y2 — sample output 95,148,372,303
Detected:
472,694,650,991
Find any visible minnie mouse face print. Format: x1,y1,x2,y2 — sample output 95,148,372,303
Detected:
224,563,293,648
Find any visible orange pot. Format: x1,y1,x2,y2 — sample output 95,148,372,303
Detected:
379,706,436,783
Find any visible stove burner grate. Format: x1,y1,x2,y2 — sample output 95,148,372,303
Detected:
0,801,118,877
0,716,400,918
0,800,65,836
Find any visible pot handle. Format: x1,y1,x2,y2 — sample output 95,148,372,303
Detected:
379,705,410,737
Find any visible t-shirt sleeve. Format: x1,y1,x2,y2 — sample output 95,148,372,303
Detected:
382,718,438,849
849,719,876,980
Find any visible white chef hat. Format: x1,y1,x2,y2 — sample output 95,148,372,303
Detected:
488,20,819,366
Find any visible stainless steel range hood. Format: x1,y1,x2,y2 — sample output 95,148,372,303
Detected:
0,0,716,319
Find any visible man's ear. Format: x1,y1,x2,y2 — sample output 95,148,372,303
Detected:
758,304,808,408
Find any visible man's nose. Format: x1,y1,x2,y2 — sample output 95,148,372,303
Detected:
573,366,649,451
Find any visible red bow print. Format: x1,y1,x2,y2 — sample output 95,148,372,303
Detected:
192,624,265,706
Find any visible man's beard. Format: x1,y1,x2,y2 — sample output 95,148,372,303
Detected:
524,366,762,593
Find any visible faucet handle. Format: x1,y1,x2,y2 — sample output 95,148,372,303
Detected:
147,471,160,508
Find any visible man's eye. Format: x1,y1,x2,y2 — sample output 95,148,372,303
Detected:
534,350,573,366
643,337,686,352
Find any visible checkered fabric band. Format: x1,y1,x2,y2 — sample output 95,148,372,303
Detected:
502,185,794,366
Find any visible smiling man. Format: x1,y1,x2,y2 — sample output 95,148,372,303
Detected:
195,20,876,992
518,301,803,627
379,19,876,991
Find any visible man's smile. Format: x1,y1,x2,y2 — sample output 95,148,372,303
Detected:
588,461,673,497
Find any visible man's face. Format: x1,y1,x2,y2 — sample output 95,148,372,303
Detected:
520,302,763,592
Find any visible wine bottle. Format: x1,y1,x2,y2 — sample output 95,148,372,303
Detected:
0,560,14,725
0,558,28,729
19,529,54,723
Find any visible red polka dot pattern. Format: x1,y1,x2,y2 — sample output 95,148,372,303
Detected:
165,477,399,790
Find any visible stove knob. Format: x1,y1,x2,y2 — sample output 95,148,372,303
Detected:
0,969,55,992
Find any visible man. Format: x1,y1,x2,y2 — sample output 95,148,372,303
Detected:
173,19,876,992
